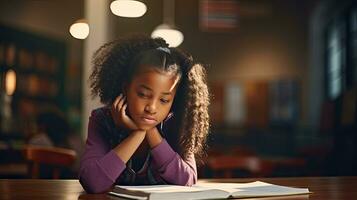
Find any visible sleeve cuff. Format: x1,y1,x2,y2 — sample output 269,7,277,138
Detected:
150,139,176,168
98,150,126,182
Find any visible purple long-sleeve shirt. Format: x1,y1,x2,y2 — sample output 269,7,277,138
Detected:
79,108,197,193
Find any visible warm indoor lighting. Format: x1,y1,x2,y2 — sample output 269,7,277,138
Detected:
5,69,16,96
151,0,183,47
151,24,184,47
110,0,147,18
69,19,89,39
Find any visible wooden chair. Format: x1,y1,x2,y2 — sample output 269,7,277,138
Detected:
202,146,264,178
23,145,77,179
207,155,274,178
231,147,256,157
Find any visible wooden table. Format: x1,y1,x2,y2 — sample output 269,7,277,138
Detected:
0,177,356,200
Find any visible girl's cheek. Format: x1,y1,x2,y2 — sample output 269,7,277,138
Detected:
127,100,139,115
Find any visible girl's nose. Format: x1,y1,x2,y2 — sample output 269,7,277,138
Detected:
144,101,157,114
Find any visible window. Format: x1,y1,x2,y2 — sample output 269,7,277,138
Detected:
325,5,357,100
326,18,346,99
350,7,357,84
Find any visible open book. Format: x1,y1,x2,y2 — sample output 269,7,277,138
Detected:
108,181,310,200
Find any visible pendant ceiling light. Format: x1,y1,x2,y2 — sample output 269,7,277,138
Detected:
110,0,147,18
151,0,183,47
69,19,89,40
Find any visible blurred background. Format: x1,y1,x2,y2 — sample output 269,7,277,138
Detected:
0,0,356,179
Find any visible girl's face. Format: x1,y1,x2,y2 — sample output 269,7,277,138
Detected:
125,66,180,130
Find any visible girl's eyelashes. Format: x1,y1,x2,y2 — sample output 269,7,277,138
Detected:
137,92,150,98
137,92,171,104
160,99,170,104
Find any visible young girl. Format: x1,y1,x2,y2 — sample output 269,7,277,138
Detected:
79,35,210,193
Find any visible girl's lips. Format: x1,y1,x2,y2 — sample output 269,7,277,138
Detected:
140,117,157,124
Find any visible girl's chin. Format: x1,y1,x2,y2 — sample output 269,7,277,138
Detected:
134,117,161,130
137,123,158,131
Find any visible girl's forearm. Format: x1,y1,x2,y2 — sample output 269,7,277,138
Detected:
113,130,146,163
146,127,163,148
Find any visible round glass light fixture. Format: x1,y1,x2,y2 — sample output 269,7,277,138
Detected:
5,69,16,96
69,19,89,39
151,24,184,47
110,0,147,18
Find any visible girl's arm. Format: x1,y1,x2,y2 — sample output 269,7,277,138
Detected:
110,94,147,163
79,111,145,193
113,130,146,162
146,127,197,186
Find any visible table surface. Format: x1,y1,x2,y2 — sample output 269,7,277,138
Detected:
0,176,356,200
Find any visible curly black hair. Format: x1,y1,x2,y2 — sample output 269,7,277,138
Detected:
89,35,210,164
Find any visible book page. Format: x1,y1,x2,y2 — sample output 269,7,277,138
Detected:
114,185,230,200
194,181,309,197
230,183,309,197
194,181,271,189
116,185,215,193
191,181,270,193
114,181,309,198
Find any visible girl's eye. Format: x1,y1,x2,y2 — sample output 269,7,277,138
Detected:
138,92,149,98
160,99,170,104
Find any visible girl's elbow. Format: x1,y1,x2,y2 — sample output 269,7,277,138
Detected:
79,166,113,193
186,174,197,186
178,172,197,186
79,174,112,194
86,185,109,194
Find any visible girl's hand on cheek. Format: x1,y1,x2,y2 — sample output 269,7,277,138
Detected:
111,94,140,131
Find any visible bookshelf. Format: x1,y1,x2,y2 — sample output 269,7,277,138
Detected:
0,24,66,136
